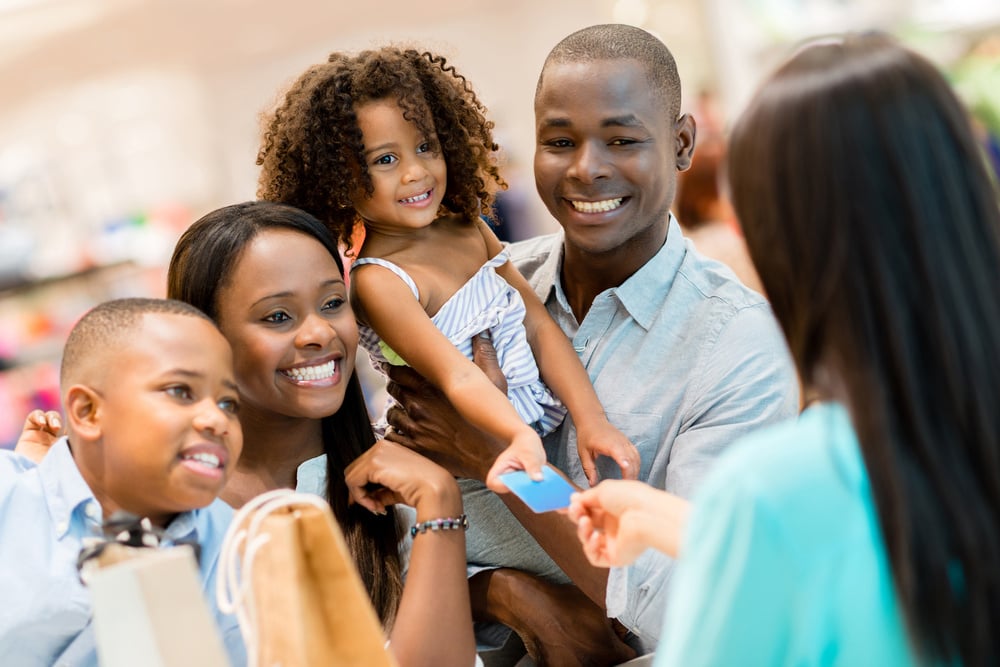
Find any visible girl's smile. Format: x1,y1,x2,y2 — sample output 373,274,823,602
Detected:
352,98,448,234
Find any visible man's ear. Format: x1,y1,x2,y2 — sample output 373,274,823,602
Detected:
65,385,102,441
674,113,697,172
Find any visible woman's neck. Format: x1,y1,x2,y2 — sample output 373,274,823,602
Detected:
222,407,325,508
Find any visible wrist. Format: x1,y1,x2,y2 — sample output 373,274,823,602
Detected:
573,413,611,433
411,474,463,520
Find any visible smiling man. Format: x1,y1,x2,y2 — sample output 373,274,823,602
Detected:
386,24,799,662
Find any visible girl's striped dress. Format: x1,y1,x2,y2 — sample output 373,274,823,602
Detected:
352,248,566,435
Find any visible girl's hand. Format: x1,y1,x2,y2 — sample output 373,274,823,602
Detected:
344,439,461,517
15,410,63,463
567,480,690,565
485,428,547,493
576,420,641,487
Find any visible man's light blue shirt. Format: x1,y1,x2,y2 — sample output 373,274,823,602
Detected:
0,437,244,667
461,217,799,652
658,403,918,666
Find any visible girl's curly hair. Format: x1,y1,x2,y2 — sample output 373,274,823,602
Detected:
257,47,506,252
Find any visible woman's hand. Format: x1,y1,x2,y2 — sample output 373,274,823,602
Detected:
15,410,62,462
567,480,691,565
344,440,461,517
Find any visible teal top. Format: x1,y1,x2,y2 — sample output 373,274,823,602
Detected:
656,402,919,666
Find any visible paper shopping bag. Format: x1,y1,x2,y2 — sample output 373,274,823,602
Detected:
219,490,396,667
88,544,229,667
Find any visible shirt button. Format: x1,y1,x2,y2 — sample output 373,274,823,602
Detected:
55,521,68,534
85,503,101,520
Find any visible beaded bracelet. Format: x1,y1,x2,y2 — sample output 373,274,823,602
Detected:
409,514,469,538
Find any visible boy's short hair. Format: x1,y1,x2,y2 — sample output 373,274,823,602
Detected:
60,298,215,391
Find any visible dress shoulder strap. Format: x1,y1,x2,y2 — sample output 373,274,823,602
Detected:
351,257,420,300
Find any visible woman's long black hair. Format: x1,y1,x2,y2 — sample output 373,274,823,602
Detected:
729,33,1000,665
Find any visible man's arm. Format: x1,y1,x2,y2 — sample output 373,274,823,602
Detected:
469,568,635,666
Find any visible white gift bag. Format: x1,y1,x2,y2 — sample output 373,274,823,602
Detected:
88,544,230,667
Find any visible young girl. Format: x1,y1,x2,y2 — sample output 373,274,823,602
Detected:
257,47,639,491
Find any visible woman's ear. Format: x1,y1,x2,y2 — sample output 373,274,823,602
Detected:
65,385,102,441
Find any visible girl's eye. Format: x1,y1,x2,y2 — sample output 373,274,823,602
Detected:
218,397,240,415
166,385,193,401
322,296,347,311
417,142,430,154
374,154,397,166
263,311,291,324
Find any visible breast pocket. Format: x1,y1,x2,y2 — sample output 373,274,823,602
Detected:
564,411,664,484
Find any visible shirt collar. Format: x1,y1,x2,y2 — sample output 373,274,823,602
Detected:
38,437,97,539
613,215,686,330
37,436,213,543
543,215,686,331
295,454,328,497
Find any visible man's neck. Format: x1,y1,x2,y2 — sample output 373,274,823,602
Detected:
559,221,669,321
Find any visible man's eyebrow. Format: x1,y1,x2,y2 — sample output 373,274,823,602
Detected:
602,114,645,129
540,117,571,128
539,115,647,129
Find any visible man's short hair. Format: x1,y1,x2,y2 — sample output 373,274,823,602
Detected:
60,298,214,390
537,24,683,121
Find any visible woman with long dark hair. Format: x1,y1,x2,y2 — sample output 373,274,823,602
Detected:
570,33,999,665
168,201,476,666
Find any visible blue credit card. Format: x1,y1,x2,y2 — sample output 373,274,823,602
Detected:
499,466,578,513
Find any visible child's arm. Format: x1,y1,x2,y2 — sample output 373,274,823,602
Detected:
477,221,640,486
351,263,544,490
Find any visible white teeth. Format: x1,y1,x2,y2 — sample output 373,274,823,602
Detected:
570,198,624,213
400,192,430,204
282,360,337,382
183,452,222,469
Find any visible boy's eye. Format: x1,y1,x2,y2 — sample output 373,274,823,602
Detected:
218,397,240,415
545,138,573,148
166,385,193,401
374,154,397,166
610,138,638,146
263,311,291,324
417,142,430,154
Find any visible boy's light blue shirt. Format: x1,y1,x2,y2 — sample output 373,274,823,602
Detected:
657,403,918,666
0,437,244,667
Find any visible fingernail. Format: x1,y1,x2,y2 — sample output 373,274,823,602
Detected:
478,331,490,340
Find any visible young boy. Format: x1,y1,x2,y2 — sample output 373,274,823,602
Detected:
0,298,245,666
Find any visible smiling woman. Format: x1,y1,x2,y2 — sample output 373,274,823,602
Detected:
165,200,477,667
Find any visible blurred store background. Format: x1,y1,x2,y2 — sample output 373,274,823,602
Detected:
1,0,997,447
